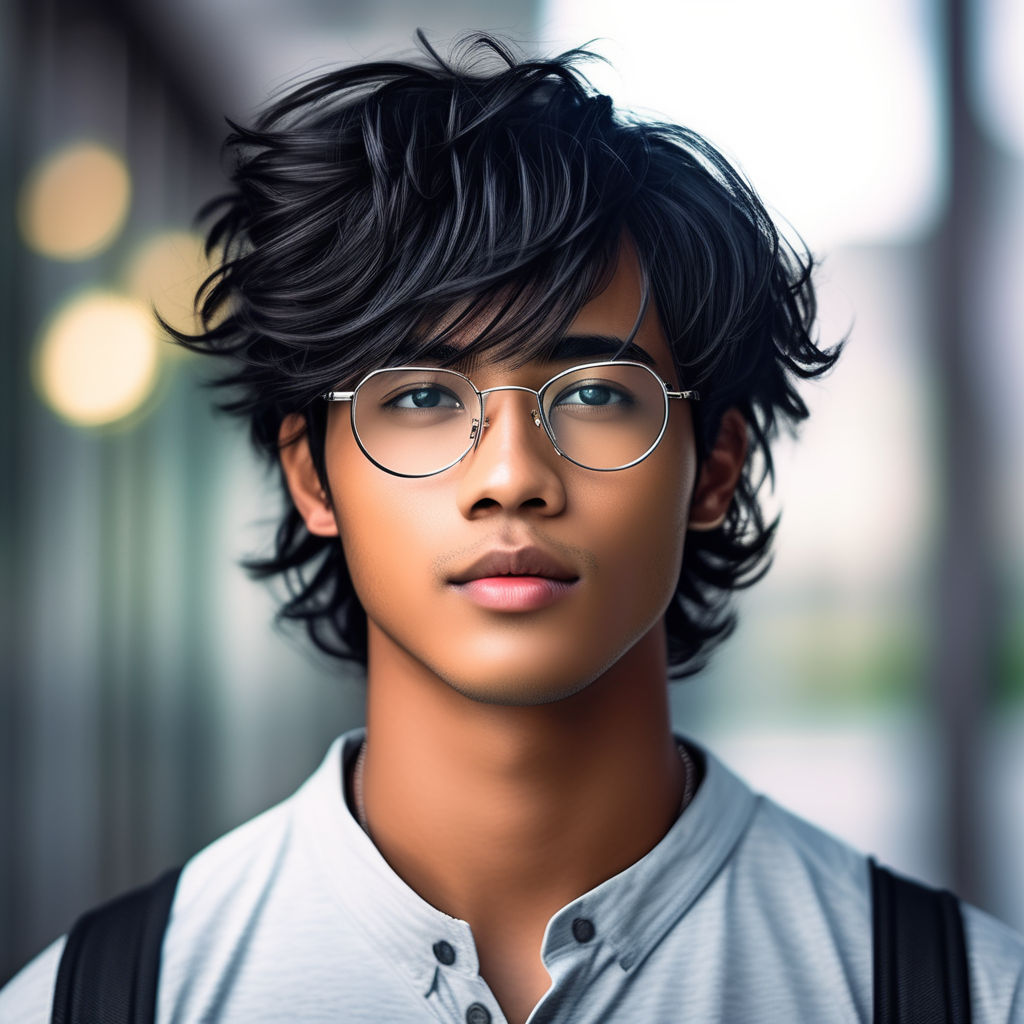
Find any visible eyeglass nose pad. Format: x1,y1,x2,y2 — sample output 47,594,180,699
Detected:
468,416,491,441
530,409,542,428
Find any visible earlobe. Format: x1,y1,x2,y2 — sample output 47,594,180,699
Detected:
688,408,748,532
278,413,339,538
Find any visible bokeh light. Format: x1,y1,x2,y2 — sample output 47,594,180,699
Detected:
127,230,221,338
35,291,162,427
18,142,131,260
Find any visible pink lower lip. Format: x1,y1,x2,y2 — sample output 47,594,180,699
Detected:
454,576,578,611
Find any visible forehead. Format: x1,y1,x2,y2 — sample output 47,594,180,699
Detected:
570,243,668,360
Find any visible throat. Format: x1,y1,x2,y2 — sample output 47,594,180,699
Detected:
354,623,693,932
345,732,698,930
350,736,698,838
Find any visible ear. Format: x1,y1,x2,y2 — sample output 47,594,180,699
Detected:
278,413,339,537
688,408,748,532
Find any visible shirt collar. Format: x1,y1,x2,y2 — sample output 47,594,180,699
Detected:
294,727,758,991
540,736,759,973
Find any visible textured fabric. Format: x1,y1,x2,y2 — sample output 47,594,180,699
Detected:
3,728,1023,1023
50,867,182,1024
870,859,972,1024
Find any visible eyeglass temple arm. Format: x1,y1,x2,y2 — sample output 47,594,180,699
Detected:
667,389,700,401
323,391,355,402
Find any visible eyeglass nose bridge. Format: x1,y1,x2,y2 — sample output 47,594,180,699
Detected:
469,384,546,445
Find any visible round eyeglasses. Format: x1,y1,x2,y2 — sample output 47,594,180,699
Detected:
322,360,700,477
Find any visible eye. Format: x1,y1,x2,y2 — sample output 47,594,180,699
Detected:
388,386,464,410
553,382,631,407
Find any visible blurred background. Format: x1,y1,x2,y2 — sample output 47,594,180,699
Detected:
2,0,1023,984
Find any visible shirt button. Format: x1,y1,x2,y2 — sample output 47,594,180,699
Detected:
433,940,456,965
572,917,596,943
465,1003,492,1024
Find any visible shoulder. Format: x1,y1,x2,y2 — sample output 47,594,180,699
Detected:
707,756,873,927
752,797,1024,1019
751,794,872,908
962,904,1024,1022
0,937,65,1024
165,734,350,943
0,733,359,1024
723,763,1024,1022
156,733,365,1019
0,787,308,1024
170,776,303,921
695,748,1024,1021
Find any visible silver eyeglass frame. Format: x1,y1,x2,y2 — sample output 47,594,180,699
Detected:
322,359,700,478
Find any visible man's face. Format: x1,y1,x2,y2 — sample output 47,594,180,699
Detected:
322,248,699,705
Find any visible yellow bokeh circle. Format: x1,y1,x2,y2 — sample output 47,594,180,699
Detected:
127,230,220,337
36,292,162,427
19,142,131,261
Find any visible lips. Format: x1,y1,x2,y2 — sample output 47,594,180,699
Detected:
446,545,581,612
447,546,579,585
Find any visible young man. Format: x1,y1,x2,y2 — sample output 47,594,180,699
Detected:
4,33,1023,1024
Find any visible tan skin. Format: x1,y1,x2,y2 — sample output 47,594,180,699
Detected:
280,246,747,1024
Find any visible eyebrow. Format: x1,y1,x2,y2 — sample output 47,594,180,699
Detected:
423,334,657,368
548,334,656,366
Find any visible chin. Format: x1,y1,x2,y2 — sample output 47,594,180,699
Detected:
434,650,614,708
443,675,594,707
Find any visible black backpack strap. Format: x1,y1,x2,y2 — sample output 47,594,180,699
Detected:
51,866,182,1024
870,857,972,1024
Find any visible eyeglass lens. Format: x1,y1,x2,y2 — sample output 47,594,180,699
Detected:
351,364,668,476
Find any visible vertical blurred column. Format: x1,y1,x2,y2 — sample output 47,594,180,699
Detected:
2,0,226,982
930,0,999,906
0,0,26,980
967,0,1024,929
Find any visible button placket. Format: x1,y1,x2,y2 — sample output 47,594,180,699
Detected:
465,1001,492,1024
433,940,456,966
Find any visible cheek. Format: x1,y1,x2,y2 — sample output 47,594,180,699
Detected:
331,477,442,615
325,414,455,625
582,439,696,623
322,418,410,612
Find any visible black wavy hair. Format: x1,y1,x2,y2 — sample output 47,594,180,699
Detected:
177,32,841,679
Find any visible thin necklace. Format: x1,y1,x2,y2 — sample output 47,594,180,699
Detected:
351,739,698,835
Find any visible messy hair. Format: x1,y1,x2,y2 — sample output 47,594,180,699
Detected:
178,32,841,679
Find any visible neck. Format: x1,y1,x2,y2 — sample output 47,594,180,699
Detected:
358,623,686,934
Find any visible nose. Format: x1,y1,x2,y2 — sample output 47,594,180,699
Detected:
455,389,568,519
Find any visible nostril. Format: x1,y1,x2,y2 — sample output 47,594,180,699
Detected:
470,494,547,516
